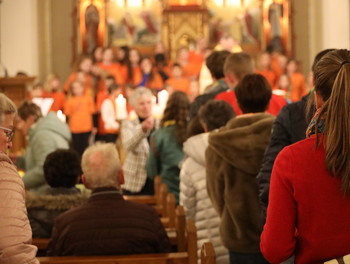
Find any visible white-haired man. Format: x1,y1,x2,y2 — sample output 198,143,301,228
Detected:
47,143,170,256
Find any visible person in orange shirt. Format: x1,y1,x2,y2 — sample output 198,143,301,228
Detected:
64,80,96,156
128,48,142,86
175,47,199,80
64,55,94,95
286,58,306,102
165,63,190,95
256,52,277,87
45,74,66,112
270,51,287,79
29,82,50,99
97,48,123,86
116,46,130,86
135,57,164,92
188,37,208,78
273,74,291,100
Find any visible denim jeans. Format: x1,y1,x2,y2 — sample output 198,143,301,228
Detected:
229,251,270,264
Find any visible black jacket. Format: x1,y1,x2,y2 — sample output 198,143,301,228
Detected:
257,94,311,223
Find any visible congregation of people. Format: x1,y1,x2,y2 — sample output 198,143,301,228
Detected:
3,32,350,264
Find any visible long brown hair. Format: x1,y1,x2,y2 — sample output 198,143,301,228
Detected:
161,91,190,145
314,49,350,194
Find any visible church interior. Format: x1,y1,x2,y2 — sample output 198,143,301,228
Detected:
2,0,350,263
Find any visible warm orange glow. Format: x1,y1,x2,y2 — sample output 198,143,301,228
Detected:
80,0,105,52
168,0,202,6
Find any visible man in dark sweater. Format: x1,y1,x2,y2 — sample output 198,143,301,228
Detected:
47,142,171,256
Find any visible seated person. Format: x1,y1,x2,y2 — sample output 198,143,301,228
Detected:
16,101,72,193
26,149,88,238
47,142,171,256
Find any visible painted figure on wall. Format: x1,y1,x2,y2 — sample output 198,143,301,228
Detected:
268,0,283,51
85,3,100,54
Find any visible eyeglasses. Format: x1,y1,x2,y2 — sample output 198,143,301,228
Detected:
0,127,14,142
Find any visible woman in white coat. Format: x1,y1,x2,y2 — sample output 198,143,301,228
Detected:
180,100,235,264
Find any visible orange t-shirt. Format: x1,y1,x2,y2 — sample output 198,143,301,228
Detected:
188,51,204,77
166,77,190,94
118,63,129,85
290,72,306,102
270,57,284,79
98,63,124,86
49,92,66,112
64,95,96,133
256,69,277,88
63,73,94,95
178,62,199,80
131,66,142,87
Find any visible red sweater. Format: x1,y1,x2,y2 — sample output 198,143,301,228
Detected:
261,135,350,264
215,90,287,116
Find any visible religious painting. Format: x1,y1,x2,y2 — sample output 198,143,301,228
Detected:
262,0,290,54
106,1,162,47
79,0,106,54
207,0,262,50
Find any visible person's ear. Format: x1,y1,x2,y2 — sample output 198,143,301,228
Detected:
225,72,237,86
81,174,90,189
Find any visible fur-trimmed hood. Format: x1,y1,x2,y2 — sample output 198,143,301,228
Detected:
208,113,275,175
26,191,89,210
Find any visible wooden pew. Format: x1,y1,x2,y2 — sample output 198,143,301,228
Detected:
123,176,161,205
37,220,197,264
201,242,216,264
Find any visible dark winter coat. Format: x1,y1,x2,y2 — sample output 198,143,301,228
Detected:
47,187,171,256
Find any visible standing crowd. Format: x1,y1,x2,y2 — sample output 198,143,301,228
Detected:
1,34,350,264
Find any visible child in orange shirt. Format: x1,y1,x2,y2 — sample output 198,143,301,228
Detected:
45,74,66,112
64,80,96,156
98,48,124,86
29,82,50,99
256,52,277,87
273,74,291,100
286,59,306,102
64,55,94,96
165,63,190,95
128,48,142,85
175,47,199,80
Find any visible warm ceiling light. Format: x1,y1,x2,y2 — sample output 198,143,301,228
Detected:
213,0,224,6
226,0,241,6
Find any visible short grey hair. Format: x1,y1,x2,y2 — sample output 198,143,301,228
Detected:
129,86,153,108
81,142,121,189
0,93,17,124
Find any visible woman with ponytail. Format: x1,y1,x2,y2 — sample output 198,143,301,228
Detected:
261,49,350,264
146,91,190,203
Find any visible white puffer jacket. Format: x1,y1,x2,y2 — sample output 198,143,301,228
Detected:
0,152,39,264
180,133,228,264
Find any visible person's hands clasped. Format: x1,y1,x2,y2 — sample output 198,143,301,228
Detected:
141,116,154,133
